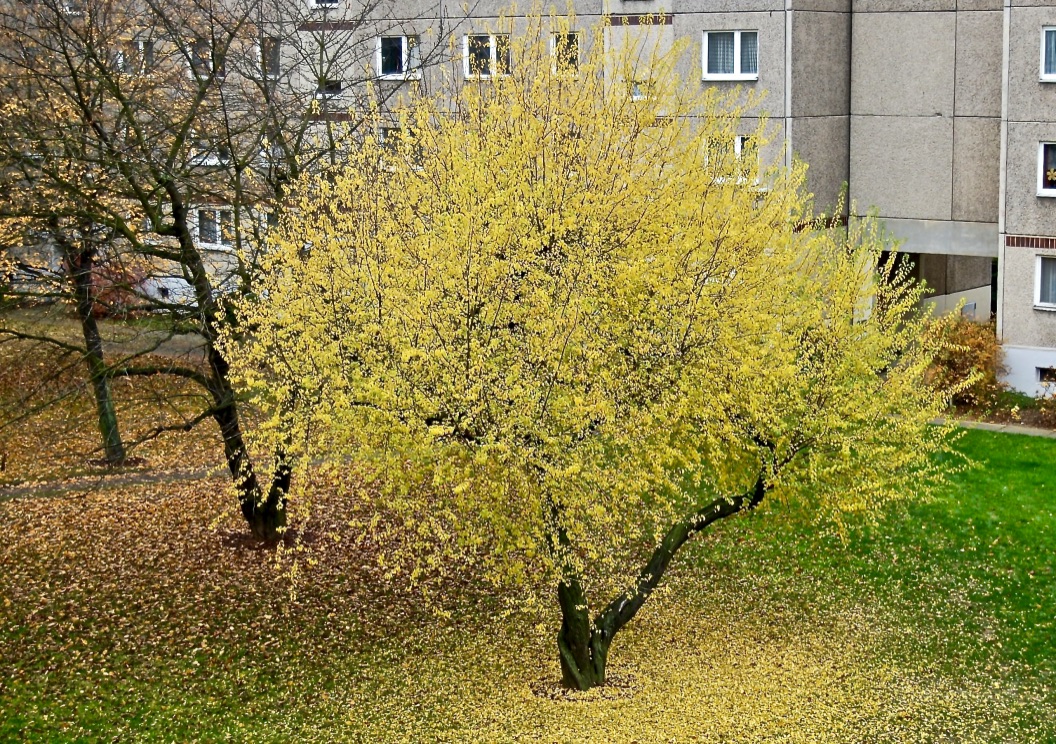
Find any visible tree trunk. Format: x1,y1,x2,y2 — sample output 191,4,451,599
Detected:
169,196,288,541
68,246,126,465
556,574,610,691
554,473,772,691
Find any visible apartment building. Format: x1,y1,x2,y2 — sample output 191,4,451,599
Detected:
271,0,1054,394
8,0,1050,392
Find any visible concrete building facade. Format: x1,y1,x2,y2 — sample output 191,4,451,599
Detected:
268,0,1056,393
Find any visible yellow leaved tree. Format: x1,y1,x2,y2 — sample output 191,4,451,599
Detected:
234,18,956,691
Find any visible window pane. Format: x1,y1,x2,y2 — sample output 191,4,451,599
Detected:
468,35,490,75
219,211,233,245
262,36,280,77
379,126,399,150
495,34,511,74
199,210,217,244
1046,29,1056,76
1043,143,1056,191
740,31,758,75
192,40,210,74
554,33,578,72
707,32,735,75
1041,257,1056,304
380,36,404,75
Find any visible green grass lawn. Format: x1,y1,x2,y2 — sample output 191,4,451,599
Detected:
1,428,1053,742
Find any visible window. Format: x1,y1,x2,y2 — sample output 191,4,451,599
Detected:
378,35,420,78
629,80,652,102
191,39,224,79
551,32,579,74
1036,256,1056,308
190,141,231,167
198,209,233,246
313,0,338,7
1043,27,1056,81
261,36,281,79
703,30,758,81
1039,367,1056,383
464,34,511,78
1039,143,1056,196
115,39,154,74
315,79,342,99
377,126,400,150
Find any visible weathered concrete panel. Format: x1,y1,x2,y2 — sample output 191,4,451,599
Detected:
876,217,998,256
852,0,955,13
851,11,956,116
1006,7,1056,124
957,0,1003,10
791,11,851,117
791,115,850,211
948,255,995,292
677,0,786,12
953,116,1001,223
1000,247,1056,351
850,115,953,220
1004,122,1056,237
791,0,851,11
954,11,1003,117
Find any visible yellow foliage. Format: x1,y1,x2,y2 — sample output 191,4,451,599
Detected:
233,18,956,619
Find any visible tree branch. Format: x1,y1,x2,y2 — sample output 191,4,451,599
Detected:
108,363,214,393
593,472,770,641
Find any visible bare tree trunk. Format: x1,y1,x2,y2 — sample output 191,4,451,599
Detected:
66,244,127,465
169,196,288,540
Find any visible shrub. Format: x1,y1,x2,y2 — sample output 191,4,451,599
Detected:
929,317,1005,408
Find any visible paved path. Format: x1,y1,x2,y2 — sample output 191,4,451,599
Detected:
934,418,1056,439
0,465,223,500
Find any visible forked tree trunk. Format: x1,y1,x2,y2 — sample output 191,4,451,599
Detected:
67,244,127,465
555,473,770,691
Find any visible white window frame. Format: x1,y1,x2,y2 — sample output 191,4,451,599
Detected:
190,142,231,168
189,39,224,80
376,35,420,80
196,208,234,248
1035,255,1056,310
315,79,343,100
1039,142,1056,196
115,39,153,75
550,31,580,75
1041,27,1056,82
702,30,759,82
463,34,511,79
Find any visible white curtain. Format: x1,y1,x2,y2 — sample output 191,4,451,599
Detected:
708,32,735,75
1046,29,1056,76
1041,258,1056,305
740,32,758,75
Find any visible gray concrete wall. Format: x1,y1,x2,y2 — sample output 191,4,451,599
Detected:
1000,246,1056,349
846,3,1002,269
789,8,852,209
1003,6,1056,240
1004,121,1056,236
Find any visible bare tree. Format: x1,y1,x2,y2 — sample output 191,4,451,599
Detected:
0,0,462,537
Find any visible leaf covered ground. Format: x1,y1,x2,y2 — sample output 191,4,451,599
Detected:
0,344,1054,742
